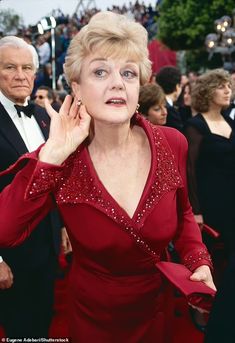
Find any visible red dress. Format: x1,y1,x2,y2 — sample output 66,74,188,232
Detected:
0,115,211,342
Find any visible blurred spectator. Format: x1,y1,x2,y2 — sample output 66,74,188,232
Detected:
180,74,189,88
55,90,68,107
184,69,234,286
57,73,71,93
178,81,197,123
155,66,183,131
223,69,235,120
188,71,198,83
184,69,233,332
36,34,51,67
34,63,53,90
33,85,60,111
138,83,167,125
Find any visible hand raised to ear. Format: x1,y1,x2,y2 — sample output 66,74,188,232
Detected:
40,95,91,165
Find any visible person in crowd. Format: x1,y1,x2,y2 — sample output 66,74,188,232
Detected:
178,81,197,124
223,69,235,120
188,71,198,83
180,74,189,88
0,12,215,343
36,34,51,67
184,68,234,333
184,69,234,282
34,62,53,89
55,90,68,107
138,83,167,125
155,66,183,132
0,35,69,338
33,85,61,111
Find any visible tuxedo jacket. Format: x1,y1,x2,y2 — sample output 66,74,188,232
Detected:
165,102,184,133
0,102,62,271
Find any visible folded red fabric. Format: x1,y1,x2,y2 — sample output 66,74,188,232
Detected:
156,261,216,312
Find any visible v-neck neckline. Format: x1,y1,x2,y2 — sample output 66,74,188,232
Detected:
83,117,156,222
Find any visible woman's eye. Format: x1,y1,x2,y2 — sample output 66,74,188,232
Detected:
122,70,137,79
94,69,107,77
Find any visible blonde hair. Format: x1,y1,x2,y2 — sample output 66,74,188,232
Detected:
64,11,152,86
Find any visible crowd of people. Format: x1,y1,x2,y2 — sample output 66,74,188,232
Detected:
18,1,158,95
0,2,235,342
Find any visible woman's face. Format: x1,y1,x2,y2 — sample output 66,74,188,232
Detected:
72,51,140,125
147,102,167,125
210,82,232,108
183,85,191,106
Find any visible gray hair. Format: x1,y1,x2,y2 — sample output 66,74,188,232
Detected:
0,36,39,70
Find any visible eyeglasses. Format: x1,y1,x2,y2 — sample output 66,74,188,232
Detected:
34,95,46,100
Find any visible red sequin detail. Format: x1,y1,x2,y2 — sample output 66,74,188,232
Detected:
183,249,212,271
26,118,184,258
55,123,183,224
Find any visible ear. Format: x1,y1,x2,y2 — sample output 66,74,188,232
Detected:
71,81,81,98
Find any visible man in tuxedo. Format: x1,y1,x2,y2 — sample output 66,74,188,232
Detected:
155,66,183,132
0,36,66,338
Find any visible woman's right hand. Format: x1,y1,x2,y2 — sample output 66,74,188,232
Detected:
39,95,91,165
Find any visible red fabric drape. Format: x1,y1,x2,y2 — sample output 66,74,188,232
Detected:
148,39,177,74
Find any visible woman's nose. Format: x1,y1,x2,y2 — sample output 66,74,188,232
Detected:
161,106,167,115
110,72,124,90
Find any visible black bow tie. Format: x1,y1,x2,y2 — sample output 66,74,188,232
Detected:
14,103,35,118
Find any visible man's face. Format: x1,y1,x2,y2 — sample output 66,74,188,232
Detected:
34,89,51,108
0,46,36,105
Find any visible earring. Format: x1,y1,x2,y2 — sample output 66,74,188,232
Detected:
136,104,140,112
77,99,82,107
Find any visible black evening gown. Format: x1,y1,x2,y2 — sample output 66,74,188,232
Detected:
184,113,235,252
185,113,235,342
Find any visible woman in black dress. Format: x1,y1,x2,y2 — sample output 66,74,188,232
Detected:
184,69,235,340
184,69,234,264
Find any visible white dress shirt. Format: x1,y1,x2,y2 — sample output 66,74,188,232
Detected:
229,101,235,120
0,92,45,152
0,92,46,263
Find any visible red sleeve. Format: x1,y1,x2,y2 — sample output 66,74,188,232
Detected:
0,150,63,248
160,127,212,271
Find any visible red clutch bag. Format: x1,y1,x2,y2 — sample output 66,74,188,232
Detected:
155,261,216,312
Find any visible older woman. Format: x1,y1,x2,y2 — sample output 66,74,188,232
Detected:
138,83,167,125
184,69,235,343
184,68,235,299
0,12,214,342
184,69,234,253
